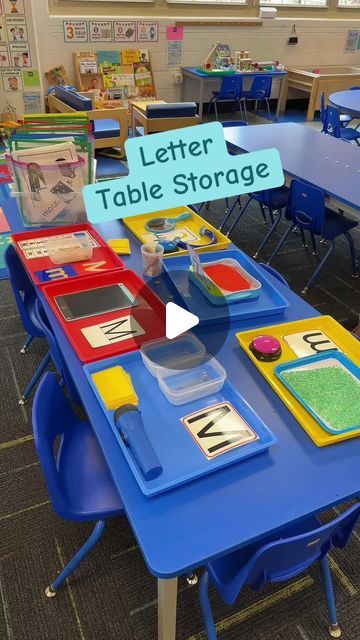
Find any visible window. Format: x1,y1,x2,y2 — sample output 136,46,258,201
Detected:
260,0,327,5
338,0,360,6
168,0,246,5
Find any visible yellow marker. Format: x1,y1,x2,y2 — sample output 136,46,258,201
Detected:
108,238,131,255
92,366,138,410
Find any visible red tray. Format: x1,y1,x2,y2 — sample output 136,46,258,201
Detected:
12,223,124,286
42,269,166,363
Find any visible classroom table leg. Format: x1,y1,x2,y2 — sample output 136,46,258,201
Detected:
198,79,204,122
276,76,287,121
158,577,178,640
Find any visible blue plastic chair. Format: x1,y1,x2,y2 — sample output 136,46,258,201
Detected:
322,105,360,145
199,503,360,640
32,372,124,597
219,186,289,259
5,244,51,405
267,179,358,294
320,91,352,128
208,76,244,120
34,300,80,404
239,75,272,123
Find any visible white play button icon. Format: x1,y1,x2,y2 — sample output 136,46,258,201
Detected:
166,302,199,340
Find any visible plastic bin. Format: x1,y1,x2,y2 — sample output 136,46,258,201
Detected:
189,257,262,306
157,355,226,405
140,333,206,377
8,155,88,227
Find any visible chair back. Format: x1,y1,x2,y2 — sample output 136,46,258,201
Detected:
247,75,272,100
34,299,79,403
286,179,325,235
221,120,248,128
350,86,360,90
323,105,341,138
213,504,360,605
217,76,243,100
32,371,77,517
5,244,43,338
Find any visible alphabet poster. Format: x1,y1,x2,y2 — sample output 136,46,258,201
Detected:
181,402,259,459
136,21,158,43
283,330,341,357
114,21,136,42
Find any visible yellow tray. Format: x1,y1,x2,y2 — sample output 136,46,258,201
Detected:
122,206,231,257
236,315,360,447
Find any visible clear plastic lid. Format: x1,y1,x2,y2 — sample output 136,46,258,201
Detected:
140,333,206,377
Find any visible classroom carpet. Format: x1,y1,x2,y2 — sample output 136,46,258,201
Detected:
1,197,360,640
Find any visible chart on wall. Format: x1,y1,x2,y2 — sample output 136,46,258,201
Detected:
0,0,43,118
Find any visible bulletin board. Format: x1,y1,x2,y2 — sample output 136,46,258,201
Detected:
0,0,44,118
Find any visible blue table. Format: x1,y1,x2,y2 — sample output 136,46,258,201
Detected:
24,215,360,639
329,89,360,118
181,67,287,122
224,122,360,213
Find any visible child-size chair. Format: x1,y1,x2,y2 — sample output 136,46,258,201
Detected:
320,92,352,128
32,372,125,597
322,105,360,145
199,503,360,640
5,244,50,404
239,75,272,123
34,300,80,404
219,187,289,259
267,179,358,294
208,76,244,120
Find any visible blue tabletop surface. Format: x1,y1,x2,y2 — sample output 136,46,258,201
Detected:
224,122,360,211
329,89,360,118
182,66,287,78
28,217,360,579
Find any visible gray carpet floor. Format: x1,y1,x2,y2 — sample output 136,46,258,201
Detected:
1,203,360,639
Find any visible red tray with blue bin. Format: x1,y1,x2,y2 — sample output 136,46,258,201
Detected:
12,223,124,286
42,269,166,363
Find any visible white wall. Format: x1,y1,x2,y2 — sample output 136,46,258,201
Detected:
31,0,360,104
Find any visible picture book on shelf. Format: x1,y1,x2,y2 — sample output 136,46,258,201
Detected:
122,49,140,65
97,51,121,66
133,61,153,87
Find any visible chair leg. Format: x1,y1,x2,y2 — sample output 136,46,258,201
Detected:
299,226,308,248
310,233,318,255
45,520,106,597
344,231,358,275
242,100,248,123
254,210,283,259
259,202,268,224
265,98,271,123
20,334,34,354
301,241,335,295
199,572,218,640
18,350,51,405
218,196,241,231
214,101,218,121
267,224,295,266
225,197,229,214
320,556,341,638
226,197,253,236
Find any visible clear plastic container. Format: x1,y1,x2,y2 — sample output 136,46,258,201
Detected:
157,356,226,406
140,333,206,377
45,235,93,265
